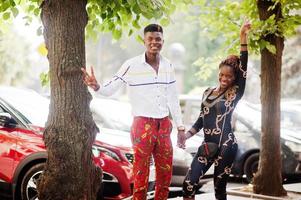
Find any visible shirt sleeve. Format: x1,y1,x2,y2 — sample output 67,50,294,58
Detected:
236,51,248,98
191,89,209,132
98,61,130,96
192,113,203,132
166,64,184,127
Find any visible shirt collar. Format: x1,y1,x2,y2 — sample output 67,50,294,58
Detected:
140,52,162,64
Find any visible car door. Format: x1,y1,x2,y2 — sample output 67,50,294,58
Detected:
0,103,17,183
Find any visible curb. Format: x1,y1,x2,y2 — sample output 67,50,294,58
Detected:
227,186,301,200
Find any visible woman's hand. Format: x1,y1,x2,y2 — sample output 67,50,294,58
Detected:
81,66,100,91
240,20,251,36
240,20,251,50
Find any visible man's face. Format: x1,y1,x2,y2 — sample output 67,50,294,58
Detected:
144,32,164,54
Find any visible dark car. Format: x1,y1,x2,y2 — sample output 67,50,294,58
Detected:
0,86,155,200
231,101,301,182
179,95,301,182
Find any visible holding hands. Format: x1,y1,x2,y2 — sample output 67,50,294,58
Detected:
177,130,186,149
81,67,100,91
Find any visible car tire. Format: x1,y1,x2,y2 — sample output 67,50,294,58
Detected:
96,182,104,200
243,153,259,183
20,163,45,200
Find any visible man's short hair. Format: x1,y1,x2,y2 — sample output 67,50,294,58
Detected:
144,24,163,34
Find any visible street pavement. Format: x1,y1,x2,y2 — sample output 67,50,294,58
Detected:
168,178,301,200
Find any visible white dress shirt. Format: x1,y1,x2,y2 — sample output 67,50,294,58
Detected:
97,52,184,127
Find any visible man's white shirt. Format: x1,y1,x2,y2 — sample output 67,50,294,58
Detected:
97,52,183,127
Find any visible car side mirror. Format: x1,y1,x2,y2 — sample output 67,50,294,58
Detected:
0,112,16,127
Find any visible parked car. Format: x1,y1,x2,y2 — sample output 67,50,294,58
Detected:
179,95,301,182
0,86,155,200
89,97,197,187
232,101,301,182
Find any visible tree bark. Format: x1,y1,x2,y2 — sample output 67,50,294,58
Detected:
37,1,102,200
253,0,287,197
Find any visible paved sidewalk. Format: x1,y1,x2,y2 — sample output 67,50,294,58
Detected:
226,183,301,200
171,193,262,200
170,183,301,200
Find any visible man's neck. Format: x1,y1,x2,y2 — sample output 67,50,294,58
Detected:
145,52,160,68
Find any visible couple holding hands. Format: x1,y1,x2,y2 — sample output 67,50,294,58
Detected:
82,21,251,200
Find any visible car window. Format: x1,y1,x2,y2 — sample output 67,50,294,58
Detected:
180,98,201,127
0,88,49,127
0,105,5,113
0,104,18,127
90,98,133,132
281,111,301,128
234,120,250,133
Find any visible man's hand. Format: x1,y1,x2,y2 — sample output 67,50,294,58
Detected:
177,130,186,149
81,66,100,91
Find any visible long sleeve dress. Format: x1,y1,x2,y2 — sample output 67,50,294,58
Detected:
183,51,248,200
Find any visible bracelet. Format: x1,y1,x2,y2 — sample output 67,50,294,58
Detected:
187,130,194,136
241,44,248,46
94,84,100,91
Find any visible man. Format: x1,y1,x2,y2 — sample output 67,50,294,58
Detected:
82,24,186,200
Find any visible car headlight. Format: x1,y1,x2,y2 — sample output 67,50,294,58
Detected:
92,145,121,161
284,140,301,153
122,151,154,166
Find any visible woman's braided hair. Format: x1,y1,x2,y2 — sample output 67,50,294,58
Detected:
219,55,240,83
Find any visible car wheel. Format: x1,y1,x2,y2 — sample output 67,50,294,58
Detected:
243,153,259,183
20,163,44,200
96,182,104,200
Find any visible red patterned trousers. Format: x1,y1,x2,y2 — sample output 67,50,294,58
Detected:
131,116,173,200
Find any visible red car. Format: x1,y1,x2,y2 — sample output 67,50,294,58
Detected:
0,86,155,200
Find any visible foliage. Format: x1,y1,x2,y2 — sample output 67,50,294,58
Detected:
0,26,32,85
189,0,301,88
195,0,301,55
0,0,192,87
85,0,191,40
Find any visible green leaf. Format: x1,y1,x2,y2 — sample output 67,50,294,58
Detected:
40,71,50,87
112,28,122,40
160,18,170,26
11,7,19,17
3,12,10,20
132,19,140,29
136,34,144,44
28,4,35,12
34,7,40,16
266,43,276,54
128,29,133,36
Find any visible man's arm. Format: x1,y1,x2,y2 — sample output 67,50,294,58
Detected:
81,63,130,96
166,64,186,148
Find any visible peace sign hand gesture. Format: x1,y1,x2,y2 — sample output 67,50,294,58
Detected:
81,66,100,91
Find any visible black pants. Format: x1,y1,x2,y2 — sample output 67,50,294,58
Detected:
183,134,238,200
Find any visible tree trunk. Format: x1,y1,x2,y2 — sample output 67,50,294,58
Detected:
37,1,102,200
253,0,287,197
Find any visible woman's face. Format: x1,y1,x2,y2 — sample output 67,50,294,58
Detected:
218,65,235,89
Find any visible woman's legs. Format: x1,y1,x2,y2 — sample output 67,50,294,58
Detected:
182,154,213,199
213,140,238,200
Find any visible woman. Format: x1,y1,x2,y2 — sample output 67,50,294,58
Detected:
182,21,251,200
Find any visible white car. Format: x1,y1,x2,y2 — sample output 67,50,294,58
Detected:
90,97,203,187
